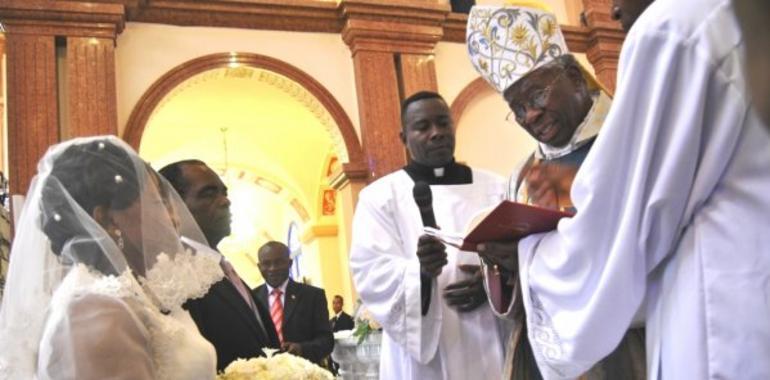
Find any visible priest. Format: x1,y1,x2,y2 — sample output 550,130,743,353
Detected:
466,3,645,379
349,91,507,379
470,0,770,378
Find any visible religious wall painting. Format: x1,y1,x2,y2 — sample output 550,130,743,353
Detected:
322,189,336,216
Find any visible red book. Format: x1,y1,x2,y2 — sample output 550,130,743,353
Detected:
425,201,574,252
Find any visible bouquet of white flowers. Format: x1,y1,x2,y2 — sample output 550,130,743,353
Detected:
217,349,333,380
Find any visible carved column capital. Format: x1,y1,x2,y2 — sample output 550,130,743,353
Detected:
585,26,624,93
339,0,449,55
580,0,625,93
0,0,125,38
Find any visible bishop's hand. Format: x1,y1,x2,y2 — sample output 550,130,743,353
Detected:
477,241,519,272
417,234,448,278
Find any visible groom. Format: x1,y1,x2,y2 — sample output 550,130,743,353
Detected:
160,160,280,372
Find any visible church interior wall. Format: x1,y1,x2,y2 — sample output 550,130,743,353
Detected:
115,22,361,142
1,0,624,316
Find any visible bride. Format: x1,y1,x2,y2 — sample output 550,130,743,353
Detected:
0,136,224,379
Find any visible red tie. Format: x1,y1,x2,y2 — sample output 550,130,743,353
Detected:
271,289,284,344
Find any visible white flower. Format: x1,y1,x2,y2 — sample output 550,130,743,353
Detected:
218,352,333,380
333,329,354,340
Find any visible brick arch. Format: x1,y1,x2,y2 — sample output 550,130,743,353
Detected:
123,52,364,169
450,76,496,127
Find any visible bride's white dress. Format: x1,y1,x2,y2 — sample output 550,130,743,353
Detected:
36,264,218,380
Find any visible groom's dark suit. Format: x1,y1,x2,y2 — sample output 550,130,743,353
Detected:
254,279,334,364
186,278,280,372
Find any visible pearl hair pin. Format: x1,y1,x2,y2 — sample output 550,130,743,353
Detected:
114,174,124,184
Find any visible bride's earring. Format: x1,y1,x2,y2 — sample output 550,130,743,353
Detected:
115,229,125,250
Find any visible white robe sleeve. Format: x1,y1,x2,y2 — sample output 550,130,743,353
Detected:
349,184,442,364
518,24,748,379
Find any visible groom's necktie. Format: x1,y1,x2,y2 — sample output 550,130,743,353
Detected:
271,288,284,344
221,260,268,338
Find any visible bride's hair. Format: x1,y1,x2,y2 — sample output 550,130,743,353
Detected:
39,139,142,270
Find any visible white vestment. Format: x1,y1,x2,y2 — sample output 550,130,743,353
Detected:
350,169,507,380
517,0,770,379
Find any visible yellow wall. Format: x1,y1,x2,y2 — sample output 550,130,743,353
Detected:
115,23,360,140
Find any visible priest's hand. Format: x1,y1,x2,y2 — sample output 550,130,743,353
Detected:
443,264,486,313
477,241,518,272
281,342,303,356
417,234,448,277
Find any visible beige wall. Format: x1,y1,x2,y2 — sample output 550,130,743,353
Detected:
475,0,571,23
445,0,578,24
434,42,479,108
115,22,360,141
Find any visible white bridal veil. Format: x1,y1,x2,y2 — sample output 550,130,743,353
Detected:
0,136,223,378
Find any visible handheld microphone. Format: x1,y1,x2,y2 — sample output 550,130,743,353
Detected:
413,181,437,228
413,181,444,315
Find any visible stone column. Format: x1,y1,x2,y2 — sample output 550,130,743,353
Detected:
0,1,124,194
5,33,58,195
340,0,449,179
581,0,625,93
65,36,119,139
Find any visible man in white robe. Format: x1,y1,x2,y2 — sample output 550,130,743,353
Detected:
476,0,770,378
349,91,507,379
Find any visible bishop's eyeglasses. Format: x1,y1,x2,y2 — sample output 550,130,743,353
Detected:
505,69,567,124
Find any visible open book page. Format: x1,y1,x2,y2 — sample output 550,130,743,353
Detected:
423,227,463,249
424,201,573,252
422,204,497,250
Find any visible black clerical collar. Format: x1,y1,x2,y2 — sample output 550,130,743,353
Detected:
403,159,473,185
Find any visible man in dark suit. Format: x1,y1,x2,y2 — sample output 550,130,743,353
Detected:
329,295,354,332
160,160,279,372
253,241,334,365
328,294,354,375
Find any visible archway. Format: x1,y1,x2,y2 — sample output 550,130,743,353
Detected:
124,52,363,166
124,53,362,307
